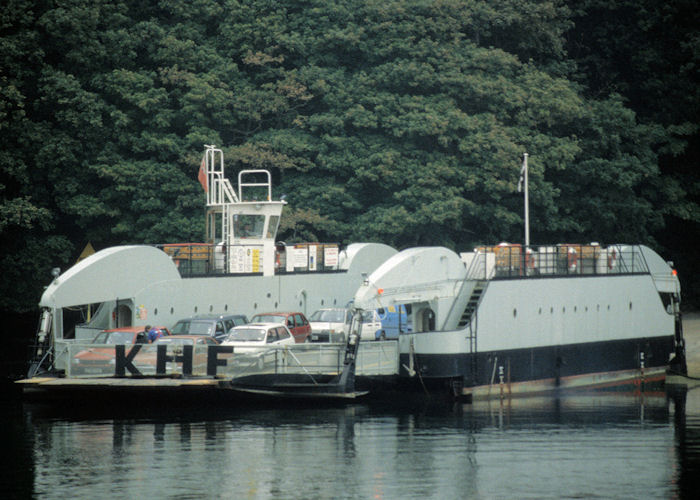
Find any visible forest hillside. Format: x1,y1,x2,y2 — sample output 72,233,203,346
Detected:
1,0,698,318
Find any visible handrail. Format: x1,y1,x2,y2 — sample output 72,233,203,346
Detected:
203,145,240,206
441,277,470,331
238,169,272,202
475,244,650,279
465,251,495,280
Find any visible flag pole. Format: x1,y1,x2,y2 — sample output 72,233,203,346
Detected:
523,153,529,247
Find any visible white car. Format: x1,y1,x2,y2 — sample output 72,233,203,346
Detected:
308,308,382,342
222,322,296,351
308,308,347,343
222,322,296,370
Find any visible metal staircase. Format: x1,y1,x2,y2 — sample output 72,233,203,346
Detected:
203,145,239,207
458,280,488,387
203,146,238,246
457,280,487,328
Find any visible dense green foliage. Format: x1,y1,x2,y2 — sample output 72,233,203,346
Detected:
1,0,698,312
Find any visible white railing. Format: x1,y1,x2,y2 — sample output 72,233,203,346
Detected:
63,341,400,378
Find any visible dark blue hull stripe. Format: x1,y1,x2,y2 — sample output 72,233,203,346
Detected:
399,335,675,387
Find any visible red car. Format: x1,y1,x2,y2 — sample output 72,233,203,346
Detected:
70,326,171,376
248,312,311,343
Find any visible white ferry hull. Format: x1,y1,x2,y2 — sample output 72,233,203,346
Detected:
354,245,685,398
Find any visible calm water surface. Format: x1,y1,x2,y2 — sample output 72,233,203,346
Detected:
3,387,700,499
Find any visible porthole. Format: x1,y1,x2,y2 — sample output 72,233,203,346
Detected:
321,299,325,305
299,300,303,307
629,302,633,310
513,308,517,318
585,306,588,312
225,304,228,311
267,293,271,298
597,304,600,311
607,305,611,311
334,299,337,305
275,302,278,308
170,307,174,315
562,307,566,313
209,305,213,312
574,306,577,313
154,308,158,316
550,307,554,314
538,307,542,315
194,306,198,313
254,303,258,309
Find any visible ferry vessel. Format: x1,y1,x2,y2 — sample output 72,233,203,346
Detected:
23,145,688,402
352,242,687,398
27,145,396,378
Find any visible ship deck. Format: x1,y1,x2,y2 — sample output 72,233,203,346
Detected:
18,341,401,402
17,314,700,401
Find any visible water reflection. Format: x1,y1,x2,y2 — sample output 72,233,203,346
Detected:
3,388,700,499
672,385,700,497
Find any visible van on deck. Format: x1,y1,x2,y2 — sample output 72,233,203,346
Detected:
376,304,412,340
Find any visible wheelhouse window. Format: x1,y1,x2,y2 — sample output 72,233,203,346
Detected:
234,214,265,239
267,215,280,239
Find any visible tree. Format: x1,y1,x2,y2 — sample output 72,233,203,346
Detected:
1,0,697,314
565,0,700,304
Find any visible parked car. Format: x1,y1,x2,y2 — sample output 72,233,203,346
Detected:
248,312,311,343
155,334,219,346
308,308,348,343
70,326,171,376
171,313,248,342
90,325,172,345
222,323,296,349
308,308,382,342
221,322,296,370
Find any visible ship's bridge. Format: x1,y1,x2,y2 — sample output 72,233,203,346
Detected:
161,146,340,277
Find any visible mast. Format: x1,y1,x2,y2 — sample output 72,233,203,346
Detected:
518,153,530,247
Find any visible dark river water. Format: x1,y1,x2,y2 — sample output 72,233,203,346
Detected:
3,386,700,499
